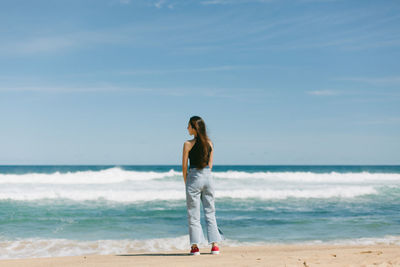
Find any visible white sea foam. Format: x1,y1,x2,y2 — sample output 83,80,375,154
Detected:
0,186,378,202
226,235,400,247
0,168,397,202
0,236,190,259
0,168,399,185
212,171,400,183
216,186,378,199
0,167,180,184
1,235,400,259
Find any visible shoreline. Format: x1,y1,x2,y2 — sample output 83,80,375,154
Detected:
1,244,399,266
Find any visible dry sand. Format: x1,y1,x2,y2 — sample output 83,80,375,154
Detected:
1,244,399,267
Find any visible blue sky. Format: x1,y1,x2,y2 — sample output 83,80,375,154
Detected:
0,0,399,165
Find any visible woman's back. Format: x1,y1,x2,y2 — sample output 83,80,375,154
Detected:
189,138,212,169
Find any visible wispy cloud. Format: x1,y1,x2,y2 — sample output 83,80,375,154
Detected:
0,84,263,100
200,0,345,4
0,14,231,55
307,90,340,96
243,12,400,51
298,0,344,3
338,76,400,86
117,65,256,75
201,0,274,5
0,85,136,93
148,0,175,9
154,0,166,8
357,117,400,125
0,29,130,55
1,1,399,56
10,36,77,54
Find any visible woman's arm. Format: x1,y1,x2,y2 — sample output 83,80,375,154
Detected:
182,141,190,184
208,141,213,170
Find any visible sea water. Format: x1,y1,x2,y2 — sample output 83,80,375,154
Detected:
0,165,399,259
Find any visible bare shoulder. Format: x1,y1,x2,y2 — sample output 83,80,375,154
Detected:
183,139,196,150
207,139,214,149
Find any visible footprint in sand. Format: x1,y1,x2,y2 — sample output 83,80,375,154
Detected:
360,251,383,255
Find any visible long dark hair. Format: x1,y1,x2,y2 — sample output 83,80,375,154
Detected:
189,116,211,169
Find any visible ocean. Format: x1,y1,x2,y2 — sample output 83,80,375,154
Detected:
0,165,399,259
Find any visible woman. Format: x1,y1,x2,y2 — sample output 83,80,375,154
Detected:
182,116,224,256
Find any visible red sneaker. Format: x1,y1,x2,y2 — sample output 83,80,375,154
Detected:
211,245,220,255
190,246,200,256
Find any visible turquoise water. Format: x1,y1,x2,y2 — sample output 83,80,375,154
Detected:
0,165,399,258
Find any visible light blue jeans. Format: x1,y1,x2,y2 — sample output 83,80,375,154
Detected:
185,166,224,245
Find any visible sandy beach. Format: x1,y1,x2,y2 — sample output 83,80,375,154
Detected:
1,244,399,267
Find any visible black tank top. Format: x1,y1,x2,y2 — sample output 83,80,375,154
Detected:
189,138,212,169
